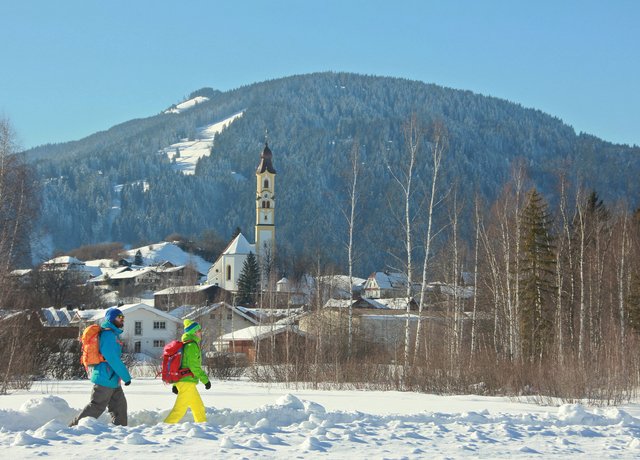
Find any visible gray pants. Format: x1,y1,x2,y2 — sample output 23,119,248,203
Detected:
69,384,128,426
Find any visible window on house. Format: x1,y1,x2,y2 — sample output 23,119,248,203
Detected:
226,265,231,281
134,341,141,353
153,340,165,348
134,321,142,335
153,321,166,330
264,179,269,189
262,201,266,208
226,312,232,320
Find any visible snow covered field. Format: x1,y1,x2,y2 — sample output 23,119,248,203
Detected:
2,378,640,458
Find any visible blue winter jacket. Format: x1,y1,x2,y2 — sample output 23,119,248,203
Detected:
90,320,132,388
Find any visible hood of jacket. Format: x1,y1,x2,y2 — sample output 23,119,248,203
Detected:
101,320,124,335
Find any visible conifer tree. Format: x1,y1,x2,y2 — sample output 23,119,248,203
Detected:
237,252,260,306
519,188,556,362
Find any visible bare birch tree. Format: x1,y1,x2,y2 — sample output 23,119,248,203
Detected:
414,121,446,364
341,142,361,355
384,113,423,369
0,118,39,308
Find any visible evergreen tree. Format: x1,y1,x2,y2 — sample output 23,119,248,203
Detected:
237,252,260,306
519,188,556,362
134,250,143,266
231,226,242,239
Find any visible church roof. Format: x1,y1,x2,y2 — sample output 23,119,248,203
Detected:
223,233,256,255
256,142,276,174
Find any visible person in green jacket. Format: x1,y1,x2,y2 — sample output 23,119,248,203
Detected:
164,319,211,423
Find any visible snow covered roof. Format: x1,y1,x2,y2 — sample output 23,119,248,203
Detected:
40,307,76,327
84,259,118,268
72,309,104,322
218,324,303,341
366,272,408,290
124,241,212,275
182,302,257,324
222,233,255,255
235,306,305,323
87,303,183,323
43,256,84,266
369,297,415,310
109,267,154,280
322,297,406,310
88,266,131,282
154,284,216,295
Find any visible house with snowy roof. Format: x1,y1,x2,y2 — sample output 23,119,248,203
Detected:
322,296,418,311
79,303,182,358
180,301,258,347
154,284,227,310
362,271,411,299
40,256,97,281
216,324,308,363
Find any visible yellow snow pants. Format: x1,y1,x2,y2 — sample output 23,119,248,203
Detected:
164,381,206,423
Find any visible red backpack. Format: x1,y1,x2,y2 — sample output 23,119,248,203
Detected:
161,340,194,383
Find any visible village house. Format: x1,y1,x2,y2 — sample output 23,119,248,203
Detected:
180,302,258,351
323,296,419,310
154,284,227,311
78,303,182,359
362,271,411,299
216,324,308,363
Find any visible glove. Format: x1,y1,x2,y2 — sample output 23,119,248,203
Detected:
124,380,131,386
205,381,211,390
172,385,178,394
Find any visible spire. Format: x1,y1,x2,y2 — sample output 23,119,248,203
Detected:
256,140,276,174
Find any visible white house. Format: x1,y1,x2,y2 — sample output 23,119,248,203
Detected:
206,233,255,292
83,303,182,358
362,271,409,299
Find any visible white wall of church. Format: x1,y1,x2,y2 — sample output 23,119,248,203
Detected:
207,253,248,292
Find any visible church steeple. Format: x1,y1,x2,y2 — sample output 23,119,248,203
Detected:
256,142,277,174
255,141,276,265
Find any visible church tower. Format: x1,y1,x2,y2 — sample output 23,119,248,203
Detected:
255,142,276,263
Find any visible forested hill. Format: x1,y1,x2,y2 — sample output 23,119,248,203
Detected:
24,72,640,273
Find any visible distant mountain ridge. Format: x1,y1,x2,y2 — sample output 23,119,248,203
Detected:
24,72,640,274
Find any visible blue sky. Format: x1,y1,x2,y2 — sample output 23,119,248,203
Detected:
2,0,638,149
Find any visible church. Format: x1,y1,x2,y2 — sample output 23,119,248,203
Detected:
206,142,276,292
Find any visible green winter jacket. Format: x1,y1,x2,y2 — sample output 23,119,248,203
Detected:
179,332,210,385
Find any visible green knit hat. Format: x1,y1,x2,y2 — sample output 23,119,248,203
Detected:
184,319,201,334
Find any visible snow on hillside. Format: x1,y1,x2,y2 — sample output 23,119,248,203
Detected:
125,241,212,274
160,111,244,175
164,96,210,114
2,379,640,458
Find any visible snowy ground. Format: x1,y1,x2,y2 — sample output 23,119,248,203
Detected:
2,379,640,459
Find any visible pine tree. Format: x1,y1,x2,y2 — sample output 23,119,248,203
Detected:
134,250,143,266
519,189,556,362
237,252,260,306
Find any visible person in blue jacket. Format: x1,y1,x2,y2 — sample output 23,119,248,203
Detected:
70,307,132,426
